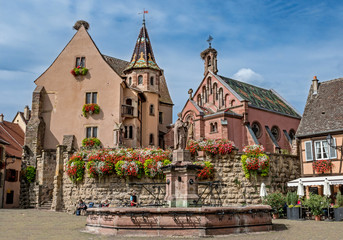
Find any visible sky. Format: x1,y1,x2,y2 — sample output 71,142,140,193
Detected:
2,0,343,122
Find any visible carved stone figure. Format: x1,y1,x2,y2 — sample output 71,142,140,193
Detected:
187,120,194,141
174,113,188,150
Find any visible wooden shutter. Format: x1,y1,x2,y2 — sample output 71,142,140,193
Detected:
330,138,337,159
305,141,313,161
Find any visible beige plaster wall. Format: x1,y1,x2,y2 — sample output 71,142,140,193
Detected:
141,92,159,146
3,158,21,208
35,26,122,149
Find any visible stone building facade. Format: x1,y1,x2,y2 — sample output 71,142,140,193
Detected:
177,46,301,153
21,20,173,208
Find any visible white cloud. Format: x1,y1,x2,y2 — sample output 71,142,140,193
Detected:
232,68,264,84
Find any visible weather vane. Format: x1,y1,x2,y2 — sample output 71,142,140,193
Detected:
139,9,149,24
207,35,213,48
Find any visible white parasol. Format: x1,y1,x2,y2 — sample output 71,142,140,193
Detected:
323,178,331,197
260,182,267,198
297,179,305,198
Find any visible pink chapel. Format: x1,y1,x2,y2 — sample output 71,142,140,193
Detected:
174,45,301,153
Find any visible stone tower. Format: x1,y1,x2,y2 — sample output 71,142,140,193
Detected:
200,47,218,76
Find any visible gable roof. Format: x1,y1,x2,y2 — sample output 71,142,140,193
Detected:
217,75,301,118
102,55,129,77
0,121,24,158
296,78,343,137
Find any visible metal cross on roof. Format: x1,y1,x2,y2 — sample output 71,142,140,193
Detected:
139,9,149,25
207,35,213,48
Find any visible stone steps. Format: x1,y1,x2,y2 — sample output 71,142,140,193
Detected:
38,201,52,210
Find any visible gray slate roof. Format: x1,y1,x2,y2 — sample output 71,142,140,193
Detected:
296,78,343,137
102,55,129,76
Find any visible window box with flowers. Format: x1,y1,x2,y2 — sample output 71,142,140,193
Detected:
312,159,332,174
241,144,269,179
194,161,214,180
82,103,100,117
71,66,88,76
186,139,235,157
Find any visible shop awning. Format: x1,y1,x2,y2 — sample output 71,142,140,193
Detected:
287,176,343,187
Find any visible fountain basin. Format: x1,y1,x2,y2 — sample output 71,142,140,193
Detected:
85,205,272,237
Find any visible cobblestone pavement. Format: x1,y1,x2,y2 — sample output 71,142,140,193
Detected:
0,209,343,240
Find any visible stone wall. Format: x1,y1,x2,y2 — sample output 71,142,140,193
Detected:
54,149,300,212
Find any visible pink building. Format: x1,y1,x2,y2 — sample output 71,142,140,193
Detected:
179,46,301,153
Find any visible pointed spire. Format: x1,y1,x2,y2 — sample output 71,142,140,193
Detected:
124,20,160,73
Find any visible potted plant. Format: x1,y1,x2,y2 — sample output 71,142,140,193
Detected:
334,191,343,221
303,193,330,221
286,191,301,220
82,103,100,117
71,66,88,76
263,192,286,219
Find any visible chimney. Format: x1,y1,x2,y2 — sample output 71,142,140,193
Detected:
24,105,30,121
0,114,3,123
312,76,319,95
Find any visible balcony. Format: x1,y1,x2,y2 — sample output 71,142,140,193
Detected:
122,105,134,117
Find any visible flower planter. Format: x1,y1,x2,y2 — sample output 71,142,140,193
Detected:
287,207,301,220
314,215,321,221
334,207,343,221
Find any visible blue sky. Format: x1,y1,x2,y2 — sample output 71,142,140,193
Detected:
1,0,343,122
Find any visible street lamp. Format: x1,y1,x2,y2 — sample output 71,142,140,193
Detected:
326,134,342,152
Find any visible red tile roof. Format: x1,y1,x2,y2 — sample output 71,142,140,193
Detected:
0,121,24,158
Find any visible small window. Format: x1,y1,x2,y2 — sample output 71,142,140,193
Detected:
202,86,207,103
129,126,133,139
213,83,218,102
207,77,212,94
289,129,296,140
207,56,211,67
126,98,132,106
218,88,224,107
149,104,154,116
197,95,202,106
149,134,154,145
314,139,335,160
124,126,128,139
231,100,235,106
86,126,98,138
159,112,163,124
128,77,132,86
76,57,86,67
138,75,143,85
251,122,262,139
86,92,97,104
150,76,154,85
6,190,14,204
5,169,18,182
305,141,313,161
271,126,280,141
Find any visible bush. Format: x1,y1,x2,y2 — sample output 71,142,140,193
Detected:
335,191,343,208
263,192,286,214
286,191,298,206
24,166,36,183
82,137,101,148
302,193,330,216
194,161,214,180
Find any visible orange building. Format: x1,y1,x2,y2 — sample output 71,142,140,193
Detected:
178,46,301,153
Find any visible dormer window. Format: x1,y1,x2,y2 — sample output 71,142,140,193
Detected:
150,76,154,85
76,57,86,67
138,75,143,85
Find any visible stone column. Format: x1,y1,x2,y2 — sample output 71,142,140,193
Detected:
163,149,201,207
51,145,66,211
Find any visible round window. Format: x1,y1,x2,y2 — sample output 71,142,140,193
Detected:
271,126,280,141
251,122,262,139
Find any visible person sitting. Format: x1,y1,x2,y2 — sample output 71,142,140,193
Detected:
130,192,138,207
102,200,110,207
76,199,87,216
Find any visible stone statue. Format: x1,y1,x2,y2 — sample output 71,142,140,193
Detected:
113,122,123,146
187,120,194,141
174,113,188,150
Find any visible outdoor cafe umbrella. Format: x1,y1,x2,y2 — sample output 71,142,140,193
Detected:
324,178,331,197
297,179,305,198
260,182,267,198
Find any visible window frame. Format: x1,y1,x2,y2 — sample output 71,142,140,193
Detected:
86,126,98,138
304,140,313,161
314,139,337,160
76,56,86,68
150,76,154,86
149,104,155,116
138,75,143,85
85,92,98,104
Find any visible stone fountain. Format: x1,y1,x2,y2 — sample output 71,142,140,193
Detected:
85,116,272,237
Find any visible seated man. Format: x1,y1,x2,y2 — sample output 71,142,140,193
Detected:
76,199,87,215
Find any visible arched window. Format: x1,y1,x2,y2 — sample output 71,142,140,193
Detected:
202,86,207,103
251,121,262,139
213,83,218,102
138,75,143,85
150,76,154,85
197,94,202,106
128,77,132,86
124,126,128,139
149,134,154,145
214,122,218,132
218,88,224,108
289,129,296,140
149,104,154,116
225,94,229,108
207,77,212,94
271,126,280,141
207,56,211,67
129,126,133,139
126,98,132,105
231,99,235,106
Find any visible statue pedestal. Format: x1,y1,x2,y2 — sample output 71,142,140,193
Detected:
163,150,201,207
